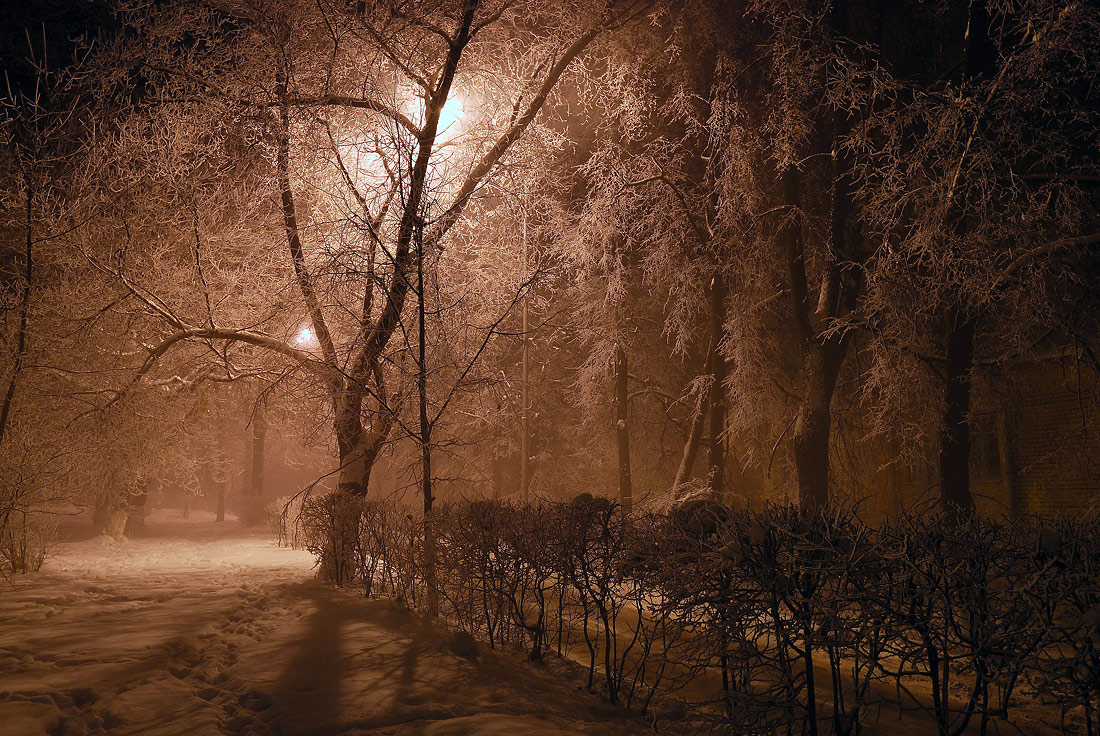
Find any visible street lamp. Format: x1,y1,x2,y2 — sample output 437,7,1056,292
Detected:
295,325,317,348
437,95,465,140
405,91,468,144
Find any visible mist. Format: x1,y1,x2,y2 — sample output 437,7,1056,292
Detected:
2,0,1099,734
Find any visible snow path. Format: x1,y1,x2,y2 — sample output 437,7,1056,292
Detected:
0,514,654,736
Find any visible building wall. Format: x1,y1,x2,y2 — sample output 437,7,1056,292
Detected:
871,356,1099,518
1005,359,1100,516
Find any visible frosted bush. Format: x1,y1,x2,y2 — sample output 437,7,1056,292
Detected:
1,510,58,574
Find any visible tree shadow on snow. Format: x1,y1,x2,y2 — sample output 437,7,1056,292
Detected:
265,584,472,733
268,582,348,731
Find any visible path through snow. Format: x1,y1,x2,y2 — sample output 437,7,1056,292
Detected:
0,512,654,736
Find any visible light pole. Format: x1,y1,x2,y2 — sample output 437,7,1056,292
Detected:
520,207,530,504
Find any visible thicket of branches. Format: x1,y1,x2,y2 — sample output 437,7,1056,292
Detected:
1,0,653,547
561,0,1100,511
1,0,1098,565
301,496,1100,736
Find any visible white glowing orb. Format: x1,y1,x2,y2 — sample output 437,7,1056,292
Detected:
407,92,466,142
296,326,316,346
438,95,465,136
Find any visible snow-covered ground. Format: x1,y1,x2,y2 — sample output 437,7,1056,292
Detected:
0,511,655,736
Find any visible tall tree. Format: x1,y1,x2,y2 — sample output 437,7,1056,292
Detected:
856,0,1100,512
572,0,872,508
78,0,646,500
0,39,92,537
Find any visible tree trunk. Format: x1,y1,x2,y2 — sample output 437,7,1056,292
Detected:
778,166,825,509
334,397,374,497
248,399,266,498
277,85,369,500
939,312,976,513
93,492,108,533
794,129,856,510
708,274,728,500
933,0,993,516
999,411,1021,517
492,449,503,500
672,368,712,493
520,211,531,503
199,461,215,502
780,62,861,510
418,223,433,518
0,176,33,448
126,483,148,535
216,480,226,523
792,346,835,510
418,214,439,616
94,491,132,541
786,257,856,510
103,506,128,541
241,400,269,527
614,343,632,514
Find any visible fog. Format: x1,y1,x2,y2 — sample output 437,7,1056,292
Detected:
2,0,1098,734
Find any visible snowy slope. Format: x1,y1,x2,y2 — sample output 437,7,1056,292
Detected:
0,513,656,736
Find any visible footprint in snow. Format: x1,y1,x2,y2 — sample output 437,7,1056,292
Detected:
238,691,272,712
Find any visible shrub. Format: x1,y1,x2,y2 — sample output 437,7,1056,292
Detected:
1,510,58,574
299,492,367,586
304,495,1100,735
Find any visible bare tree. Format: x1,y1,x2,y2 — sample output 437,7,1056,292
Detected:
73,0,648,503
854,0,1100,512
0,40,94,540
568,0,869,508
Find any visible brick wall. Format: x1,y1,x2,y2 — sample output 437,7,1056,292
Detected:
1007,360,1100,515
875,357,1100,517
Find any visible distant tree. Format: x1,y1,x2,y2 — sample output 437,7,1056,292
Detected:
570,0,874,509
551,4,736,506
574,0,1098,515
0,39,91,537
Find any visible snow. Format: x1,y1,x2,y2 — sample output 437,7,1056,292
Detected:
0,512,656,736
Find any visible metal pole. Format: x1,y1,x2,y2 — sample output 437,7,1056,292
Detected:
418,214,432,516
520,208,530,503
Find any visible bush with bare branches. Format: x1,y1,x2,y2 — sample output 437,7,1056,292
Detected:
307,496,1100,735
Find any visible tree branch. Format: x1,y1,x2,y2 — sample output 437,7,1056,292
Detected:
426,19,607,246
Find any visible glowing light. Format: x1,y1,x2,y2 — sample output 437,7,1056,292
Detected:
295,326,316,347
438,95,465,137
406,92,467,143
